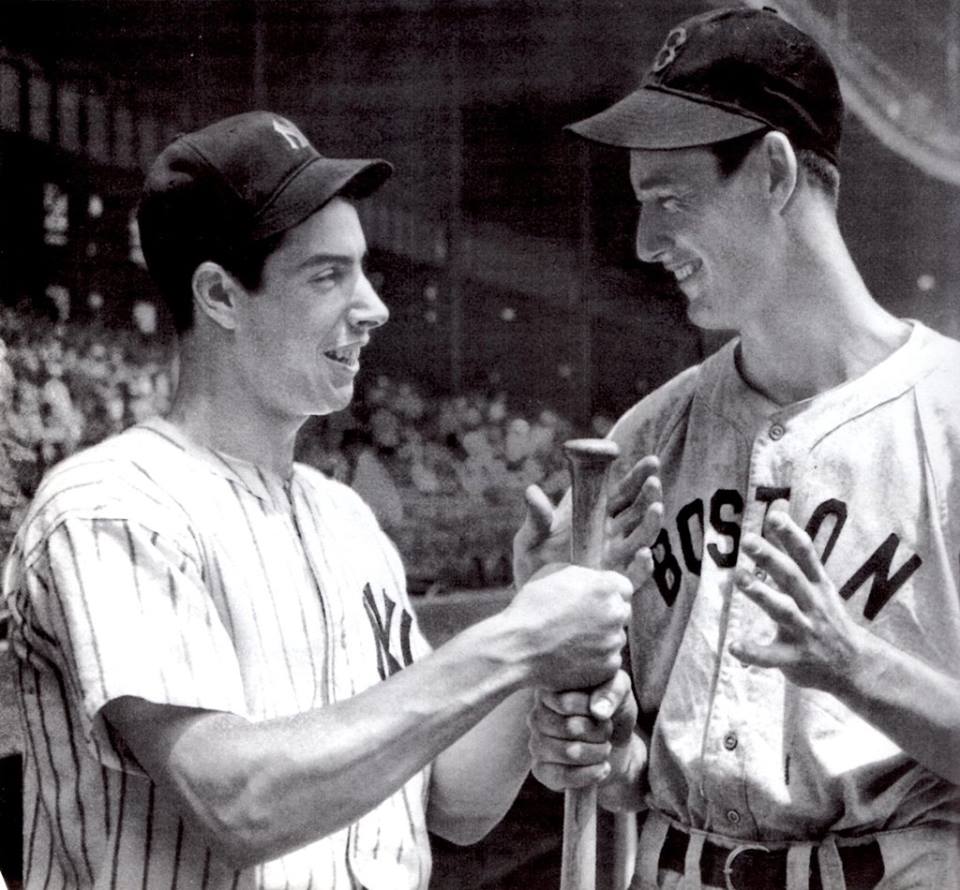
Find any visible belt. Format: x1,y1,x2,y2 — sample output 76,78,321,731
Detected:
658,824,885,890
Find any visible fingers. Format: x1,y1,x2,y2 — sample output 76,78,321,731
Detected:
764,510,829,584
590,670,637,745
741,532,816,613
522,484,555,542
587,669,633,721
729,638,799,670
607,455,660,516
734,567,809,631
529,691,616,791
609,466,663,545
531,700,612,744
532,759,611,791
540,688,592,716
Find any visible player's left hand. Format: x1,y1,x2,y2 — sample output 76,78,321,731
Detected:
528,669,638,791
728,507,867,694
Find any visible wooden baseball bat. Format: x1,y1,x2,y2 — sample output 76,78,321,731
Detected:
561,438,620,890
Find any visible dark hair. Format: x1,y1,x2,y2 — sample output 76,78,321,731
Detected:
142,225,287,335
708,129,840,204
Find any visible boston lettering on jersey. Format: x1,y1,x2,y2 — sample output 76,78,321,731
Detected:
651,486,922,621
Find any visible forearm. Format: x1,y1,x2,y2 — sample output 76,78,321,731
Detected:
164,612,531,866
839,628,960,785
428,687,535,844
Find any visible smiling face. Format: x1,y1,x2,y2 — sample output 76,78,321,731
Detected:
630,144,774,332
231,197,388,420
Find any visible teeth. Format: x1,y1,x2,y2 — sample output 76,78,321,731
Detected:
324,344,360,366
673,262,697,283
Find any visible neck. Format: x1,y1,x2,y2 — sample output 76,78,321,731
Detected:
166,336,303,476
735,204,911,405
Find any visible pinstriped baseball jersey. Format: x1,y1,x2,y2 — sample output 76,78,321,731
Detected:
608,320,960,840
3,416,433,890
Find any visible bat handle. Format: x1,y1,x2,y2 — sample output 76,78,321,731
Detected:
560,438,620,890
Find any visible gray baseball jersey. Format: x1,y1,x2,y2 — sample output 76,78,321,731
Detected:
608,320,960,840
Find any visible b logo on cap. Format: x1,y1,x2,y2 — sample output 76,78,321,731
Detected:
272,117,309,151
652,26,687,73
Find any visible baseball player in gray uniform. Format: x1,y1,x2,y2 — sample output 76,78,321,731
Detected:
518,8,960,890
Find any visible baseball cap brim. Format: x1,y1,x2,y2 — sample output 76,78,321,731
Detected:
567,87,768,149
252,156,393,240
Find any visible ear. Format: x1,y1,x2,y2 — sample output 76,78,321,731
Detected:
760,131,799,214
192,262,240,331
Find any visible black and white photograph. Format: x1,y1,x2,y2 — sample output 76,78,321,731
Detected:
0,2,958,889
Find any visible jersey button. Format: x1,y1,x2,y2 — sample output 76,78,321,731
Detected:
723,732,738,751
726,809,741,824
769,422,785,440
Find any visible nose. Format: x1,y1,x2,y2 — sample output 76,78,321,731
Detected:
634,208,671,264
349,270,389,331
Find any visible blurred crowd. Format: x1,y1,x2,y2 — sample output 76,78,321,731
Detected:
0,308,600,591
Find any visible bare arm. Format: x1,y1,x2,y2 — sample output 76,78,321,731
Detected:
104,563,633,868
427,688,534,844
731,509,960,785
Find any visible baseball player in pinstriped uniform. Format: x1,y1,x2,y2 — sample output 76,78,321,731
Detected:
518,8,960,890
2,112,664,889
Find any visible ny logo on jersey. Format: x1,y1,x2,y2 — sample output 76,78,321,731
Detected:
363,583,415,680
272,117,309,151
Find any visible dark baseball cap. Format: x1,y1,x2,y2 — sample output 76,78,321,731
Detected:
138,110,393,272
567,7,844,165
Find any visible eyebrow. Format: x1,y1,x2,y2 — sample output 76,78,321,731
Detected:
632,175,676,194
295,252,367,271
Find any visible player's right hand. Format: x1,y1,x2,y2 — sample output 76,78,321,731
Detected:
511,455,663,590
506,563,632,690
529,670,638,791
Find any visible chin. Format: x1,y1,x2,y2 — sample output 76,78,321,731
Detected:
322,385,356,415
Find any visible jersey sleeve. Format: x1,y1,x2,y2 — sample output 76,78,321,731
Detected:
13,515,246,771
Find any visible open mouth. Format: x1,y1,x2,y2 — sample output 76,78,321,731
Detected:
671,260,700,284
323,343,361,368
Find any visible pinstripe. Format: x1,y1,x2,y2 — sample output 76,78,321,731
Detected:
121,520,171,703
58,524,108,702
50,661,95,883
166,564,199,699
32,654,82,888
108,756,127,890
41,823,53,890
142,782,155,890
297,491,340,696
100,762,111,835
284,489,321,705
34,555,83,701
229,484,298,692
170,817,184,890
207,548,237,641
19,659,42,878
200,848,211,890
289,481,333,694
